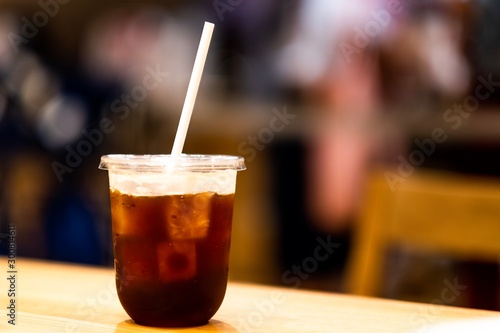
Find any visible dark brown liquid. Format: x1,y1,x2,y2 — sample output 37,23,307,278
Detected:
110,189,234,327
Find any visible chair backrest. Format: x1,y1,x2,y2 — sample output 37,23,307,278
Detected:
344,168,500,296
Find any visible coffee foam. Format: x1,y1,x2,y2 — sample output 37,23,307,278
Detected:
108,170,237,196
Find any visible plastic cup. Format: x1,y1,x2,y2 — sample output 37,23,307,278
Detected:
99,154,245,327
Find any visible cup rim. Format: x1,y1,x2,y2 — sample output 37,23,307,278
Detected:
99,154,246,172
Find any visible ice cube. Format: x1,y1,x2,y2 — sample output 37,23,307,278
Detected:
157,241,197,282
110,190,133,235
110,189,164,237
165,192,214,240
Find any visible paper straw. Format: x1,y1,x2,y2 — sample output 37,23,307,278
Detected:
171,21,215,155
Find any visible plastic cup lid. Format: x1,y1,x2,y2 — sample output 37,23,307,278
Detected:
99,154,246,172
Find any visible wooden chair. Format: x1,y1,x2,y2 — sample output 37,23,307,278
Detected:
344,168,500,296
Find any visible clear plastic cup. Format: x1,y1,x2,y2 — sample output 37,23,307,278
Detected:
99,154,245,327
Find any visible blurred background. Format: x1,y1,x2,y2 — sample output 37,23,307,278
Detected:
1,0,500,311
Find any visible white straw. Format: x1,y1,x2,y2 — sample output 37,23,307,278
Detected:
171,21,215,155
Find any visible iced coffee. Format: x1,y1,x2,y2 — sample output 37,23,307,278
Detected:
99,154,245,327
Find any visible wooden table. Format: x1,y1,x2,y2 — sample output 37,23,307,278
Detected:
1,258,500,332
